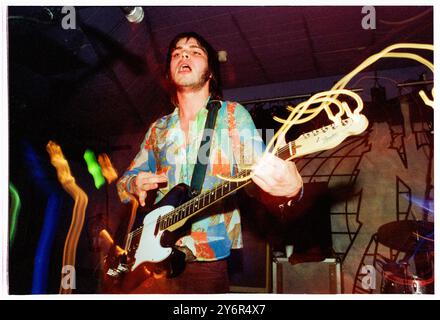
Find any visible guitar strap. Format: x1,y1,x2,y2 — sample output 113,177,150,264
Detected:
190,99,221,196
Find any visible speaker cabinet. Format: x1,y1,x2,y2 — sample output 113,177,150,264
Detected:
228,236,271,293
272,258,342,294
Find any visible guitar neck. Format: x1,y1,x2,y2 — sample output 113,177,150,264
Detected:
130,114,369,237
157,141,296,231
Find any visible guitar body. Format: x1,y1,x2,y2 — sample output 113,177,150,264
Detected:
103,183,192,293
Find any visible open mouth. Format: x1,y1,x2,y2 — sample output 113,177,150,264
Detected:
178,64,192,72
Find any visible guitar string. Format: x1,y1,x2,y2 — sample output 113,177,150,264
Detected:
127,141,295,240
134,158,257,235
127,118,351,241
157,138,297,226
163,168,251,224
129,141,296,239
128,167,252,239
128,118,351,238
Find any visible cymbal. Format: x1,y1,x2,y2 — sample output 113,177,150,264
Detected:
377,220,434,252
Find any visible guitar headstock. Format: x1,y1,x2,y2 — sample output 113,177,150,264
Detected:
291,114,369,158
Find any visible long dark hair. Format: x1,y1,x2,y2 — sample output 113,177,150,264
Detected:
165,32,223,101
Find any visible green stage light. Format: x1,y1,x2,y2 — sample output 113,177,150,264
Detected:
83,149,105,189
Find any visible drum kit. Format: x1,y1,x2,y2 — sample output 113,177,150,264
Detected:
377,220,434,294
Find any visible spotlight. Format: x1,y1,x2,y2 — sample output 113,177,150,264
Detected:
121,6,144,24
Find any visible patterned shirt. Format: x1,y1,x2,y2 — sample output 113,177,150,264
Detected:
117,100,264,261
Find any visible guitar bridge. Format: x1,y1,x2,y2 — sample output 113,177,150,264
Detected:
106,263,129,278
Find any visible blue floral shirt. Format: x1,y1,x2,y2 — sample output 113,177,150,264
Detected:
117,100,264,261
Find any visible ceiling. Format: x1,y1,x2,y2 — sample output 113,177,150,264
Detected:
8,6,433,150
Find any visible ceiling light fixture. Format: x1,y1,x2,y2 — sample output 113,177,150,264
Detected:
121,6,144,24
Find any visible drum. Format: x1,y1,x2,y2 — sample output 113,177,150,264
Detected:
376,220,434,294
381,267,434,294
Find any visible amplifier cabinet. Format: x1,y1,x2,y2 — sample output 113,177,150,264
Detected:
272,257,342,294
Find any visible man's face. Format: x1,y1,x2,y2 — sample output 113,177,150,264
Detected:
169,37,210,90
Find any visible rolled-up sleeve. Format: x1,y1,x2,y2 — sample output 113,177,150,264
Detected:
116,124,157,203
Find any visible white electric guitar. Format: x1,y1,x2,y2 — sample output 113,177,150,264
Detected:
103,115,369,291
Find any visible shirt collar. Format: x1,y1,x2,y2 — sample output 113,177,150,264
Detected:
172,95,212,120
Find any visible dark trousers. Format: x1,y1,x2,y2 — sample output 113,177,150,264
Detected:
130,259,230,294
